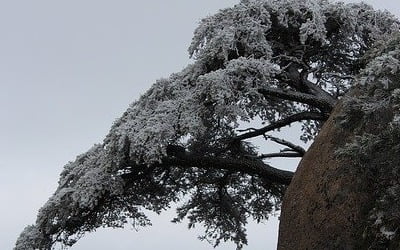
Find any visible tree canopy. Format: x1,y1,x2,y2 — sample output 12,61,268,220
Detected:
15,0,399,249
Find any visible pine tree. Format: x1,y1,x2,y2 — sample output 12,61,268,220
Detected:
15,0,399,249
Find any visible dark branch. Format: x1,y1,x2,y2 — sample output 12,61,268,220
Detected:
302,78,336,106
264,135,306,155
274,62,336,109
237,127,258,133
163,154,294,186
233,111,326,141
258,87,334,112
258,152,302,159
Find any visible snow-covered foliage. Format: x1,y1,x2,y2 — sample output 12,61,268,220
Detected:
15,0,399,249
15,225,50,250
359,33,400,89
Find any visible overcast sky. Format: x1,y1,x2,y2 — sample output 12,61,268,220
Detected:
1,1,399,250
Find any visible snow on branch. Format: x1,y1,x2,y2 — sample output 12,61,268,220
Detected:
258,87,334,112
162,154,294,186
15,0,400,249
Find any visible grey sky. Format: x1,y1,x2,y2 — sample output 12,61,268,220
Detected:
1,1,399,250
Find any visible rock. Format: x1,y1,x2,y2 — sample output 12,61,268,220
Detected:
278,86,400,249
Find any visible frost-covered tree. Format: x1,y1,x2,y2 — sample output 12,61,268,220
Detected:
15,0,399,249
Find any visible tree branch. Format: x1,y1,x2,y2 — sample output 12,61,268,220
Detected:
258,87,334,112
233,111,326,141
301,77,336,106
258,152,302,159
276,63,336,109
163,154,294,186
264,135,306,155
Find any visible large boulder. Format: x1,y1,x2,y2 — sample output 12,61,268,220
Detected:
278,32,400,249
278,84,400,249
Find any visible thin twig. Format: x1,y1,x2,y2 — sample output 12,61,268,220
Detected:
233,111,326,141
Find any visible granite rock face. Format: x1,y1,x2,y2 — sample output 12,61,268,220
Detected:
278,86,400,249
278,32,400,250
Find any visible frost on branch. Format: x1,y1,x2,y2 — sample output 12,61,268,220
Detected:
359,32,400,89
15,0,399,249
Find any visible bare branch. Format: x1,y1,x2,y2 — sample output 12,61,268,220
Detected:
233,111,326,141
280,148,298,153
258,152,302,159
264,135,306,155
236,127,258,133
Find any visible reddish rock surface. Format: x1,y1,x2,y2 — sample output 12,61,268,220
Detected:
277,97,379,250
